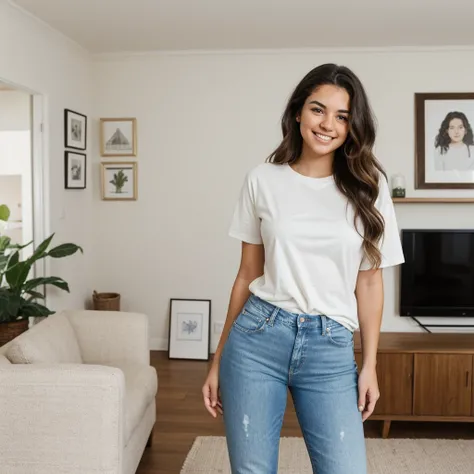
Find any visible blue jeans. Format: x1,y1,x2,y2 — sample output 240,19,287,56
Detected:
219,294,367,474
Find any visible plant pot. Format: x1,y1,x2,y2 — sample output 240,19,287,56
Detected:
0,319,29,347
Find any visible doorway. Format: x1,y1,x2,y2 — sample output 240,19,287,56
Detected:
0,80,46,284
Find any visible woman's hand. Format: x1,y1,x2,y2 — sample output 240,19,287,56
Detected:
357,366,380,422
202,363,223,418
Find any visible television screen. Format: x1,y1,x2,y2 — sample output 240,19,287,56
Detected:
400,230,474,317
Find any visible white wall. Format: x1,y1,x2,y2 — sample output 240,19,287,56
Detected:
0,1,93,310
91,48,474,351
0,90,30,129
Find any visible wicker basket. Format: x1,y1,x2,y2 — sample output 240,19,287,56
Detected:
0,319,29,347
92,290,121,311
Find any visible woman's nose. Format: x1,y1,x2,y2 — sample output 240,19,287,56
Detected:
320,116,334,131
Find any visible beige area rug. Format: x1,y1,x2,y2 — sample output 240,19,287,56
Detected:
181,436,474,473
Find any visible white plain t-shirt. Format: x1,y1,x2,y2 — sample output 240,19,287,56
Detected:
434,145,474,171
228,162,405,331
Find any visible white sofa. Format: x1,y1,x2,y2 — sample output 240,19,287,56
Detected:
0,310,158,474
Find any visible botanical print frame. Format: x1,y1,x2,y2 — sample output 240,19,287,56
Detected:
100,118,137,156
415,92,474,189
100,161,137,200
168,298,211,361
64,108,87,150
64,151,86,189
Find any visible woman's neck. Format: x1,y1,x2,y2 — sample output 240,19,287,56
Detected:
293,150,333,179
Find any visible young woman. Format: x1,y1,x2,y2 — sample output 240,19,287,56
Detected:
202,63,404,474
434,111,474,171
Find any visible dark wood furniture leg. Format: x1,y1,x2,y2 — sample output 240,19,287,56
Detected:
382,420,391,439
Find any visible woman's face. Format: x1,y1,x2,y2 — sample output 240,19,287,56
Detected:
447,118,466,144
297,84,350,159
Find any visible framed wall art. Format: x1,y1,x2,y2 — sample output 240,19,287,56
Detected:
100,117,137,156
168,298,211,361
415,92,474,189
64,151,86,189
64,109,87,150
100,161,137,200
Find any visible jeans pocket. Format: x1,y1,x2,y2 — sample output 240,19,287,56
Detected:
233,304,267,334
326,322,354,348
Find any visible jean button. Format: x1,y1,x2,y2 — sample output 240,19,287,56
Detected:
299,317,305,323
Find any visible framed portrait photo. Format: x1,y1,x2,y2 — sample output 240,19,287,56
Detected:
415,93,474,189
100,117,137,156
100,161,137,200
64,151,86,189
64,109,87,150
168,298,211,360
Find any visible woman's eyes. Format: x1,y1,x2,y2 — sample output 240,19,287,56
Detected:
310,108,348,122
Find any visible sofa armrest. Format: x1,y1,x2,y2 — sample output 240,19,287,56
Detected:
0,353,11,366
65,310,150,366
0,364,124,474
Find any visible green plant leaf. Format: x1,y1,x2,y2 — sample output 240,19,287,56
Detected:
25,290,45,301
6,261,32,291
8,239,34,251
0,205,10,222
0,253,8,286
7,250,19,268
0,291,21,323
0,254,9,273
0,253,19,284
0,236,11,251
28,234,55,264
22,276,69,293
2,251,20,280
48,243,83,258
19,301,54,317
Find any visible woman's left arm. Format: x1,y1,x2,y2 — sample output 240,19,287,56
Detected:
355,267,384,421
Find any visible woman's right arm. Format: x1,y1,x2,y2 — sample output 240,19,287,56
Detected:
212,241,265,368
202,241,264,417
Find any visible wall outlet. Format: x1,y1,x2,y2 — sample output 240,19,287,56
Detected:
213,321,224,333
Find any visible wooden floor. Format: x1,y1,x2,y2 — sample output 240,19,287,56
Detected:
137,351,474,474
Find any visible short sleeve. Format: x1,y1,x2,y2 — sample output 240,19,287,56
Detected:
359,174,405,270
228,170,263,245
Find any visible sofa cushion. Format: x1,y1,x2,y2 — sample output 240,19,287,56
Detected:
6,313,82,364
0,354,11,366
112,363,158,446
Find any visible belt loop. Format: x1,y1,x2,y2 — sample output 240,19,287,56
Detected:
268,306,279,326
321,315,327,336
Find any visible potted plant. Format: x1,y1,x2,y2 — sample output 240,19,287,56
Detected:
0,204,83,346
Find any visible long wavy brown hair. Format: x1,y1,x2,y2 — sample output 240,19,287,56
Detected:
266,63,387,269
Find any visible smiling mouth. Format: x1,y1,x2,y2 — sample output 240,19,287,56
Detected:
313,131,334,142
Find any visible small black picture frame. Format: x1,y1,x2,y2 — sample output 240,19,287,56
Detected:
64,108,87,150
64,151,86,189
168,298,211,361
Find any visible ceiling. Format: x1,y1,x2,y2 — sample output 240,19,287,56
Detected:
11,0,474,54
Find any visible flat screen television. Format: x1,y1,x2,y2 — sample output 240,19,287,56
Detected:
400,229,474,317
